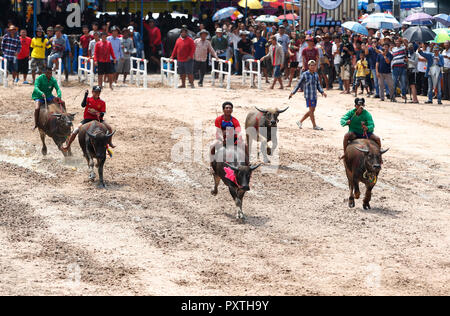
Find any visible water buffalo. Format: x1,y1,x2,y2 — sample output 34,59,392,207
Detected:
245,106,289,163
211,146,261,220
343,138,389,209
79,120,115,188
37,101,75,157
162,28,196,57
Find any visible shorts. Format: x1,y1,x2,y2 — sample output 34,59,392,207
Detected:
178,59,194,75
289,61,299,68
273,65,281,78
6,58,17,74
341,64,351,81
117,58,131,74
306,99,317,108
30,58,46,73
407,70,418,85
81,118,104,125
354,132,373,139
98,62,114,75
321,63,330,76
34,96,55,104
82,47,88,57
355,76,366,87
17,58,29,74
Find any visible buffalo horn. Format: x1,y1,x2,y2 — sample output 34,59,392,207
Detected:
106,130,116,138
52,113,62,118
355,146,369,153
255,107,268,114
250,163,262,171
277,106,289,114
380,148,390,154
87,131,97,139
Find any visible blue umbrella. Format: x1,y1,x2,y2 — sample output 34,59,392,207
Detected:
434,14,450,27
212,7,238,22
361,13,401,30
342,21,369,36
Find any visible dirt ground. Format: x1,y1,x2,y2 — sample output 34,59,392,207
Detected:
0,75,449,296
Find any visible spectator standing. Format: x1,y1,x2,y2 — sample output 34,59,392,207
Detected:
211,28,228,59
118,28,134,84
1,25,21,83
170,26,196,88
407,43,419,104
80,25,92,57
391,38,408,102
107,26,123,84
227,26,241,74
301,36,319,72
30,27,49,83
275,25,290,76
193,30,217,87
417,43,429,96
419,46,444,105
45,27,54,61
261,35,285,89
366,38,381,97
17,29,32,84
286,32,300,88
94,32,116,90
88,32,100,58
47,27,65,71
376,43,394,102
443,40,450,101
144,19,161,72
332,35,343,90
339,34,354,94
253,29,269,83
128,26,143,58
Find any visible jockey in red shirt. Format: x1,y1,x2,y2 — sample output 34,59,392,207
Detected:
63,85,115,151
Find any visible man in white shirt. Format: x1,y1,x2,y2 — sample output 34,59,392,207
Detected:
443,40,450,101
297,35,308,79
228,26,241,75
332,35,343,90
417,43,430,96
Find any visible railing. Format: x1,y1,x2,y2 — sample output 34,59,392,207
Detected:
77,56,95,87
242,59,262,90
211,58,232,90
160,57,178,88
0,57,8,87
130,57,148,88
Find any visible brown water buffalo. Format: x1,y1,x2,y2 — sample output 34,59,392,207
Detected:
343,138,389,209
37,101,75,157
78,120,115,188
245,106,289,163
211,145,261,220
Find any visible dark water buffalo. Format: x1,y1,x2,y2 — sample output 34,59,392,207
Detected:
79,120,115,188
163,28,196,57
344,139,389,209
37,101,75,157
245,106,289,163
211,146,261,220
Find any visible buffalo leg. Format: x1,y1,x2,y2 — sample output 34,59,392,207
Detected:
363,184,374,210
97,158,106,188
39,129,47,156
235,190,246,220
211,174,220,196
87,154,95,181
260,137,270,163
346,168,355,208
353,175,361,200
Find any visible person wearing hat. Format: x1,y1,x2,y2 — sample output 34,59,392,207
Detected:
107,26,123,85
339,33,354,94
63,85,115,152
340,97,380,154
30,26,50,83
301,36,319,73
211,28,228,60
45,27,54,60
418,45,445,104
275,24,290,76
128,25,144,59
194,29,217,87
261,35,285,89
117,27,134,84
289,60,327,130
170,26,196,88
0,25,21,82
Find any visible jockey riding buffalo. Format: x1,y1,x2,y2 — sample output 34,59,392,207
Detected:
78,120,115,188
211,145,261,220
245,106,289,163
343,138,389,209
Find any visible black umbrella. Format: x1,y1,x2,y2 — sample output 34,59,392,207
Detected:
403,26,436,43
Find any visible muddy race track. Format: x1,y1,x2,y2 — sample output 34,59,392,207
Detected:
0,78,449,295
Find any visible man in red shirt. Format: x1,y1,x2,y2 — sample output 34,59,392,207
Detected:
143,19,161,72
17,29,32,84
170,26,196,88
94,32,116,90
80,25,92,57
63,85,115,151
301,36,319,72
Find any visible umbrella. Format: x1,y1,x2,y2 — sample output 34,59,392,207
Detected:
404,13,434,26
255,15,279,23
342,21,369,36
434,14,450,27
402,26,436,43
238,0,263,10
268,1,300,11
212,7,238,22
432,28,450,44
278,14,299,21
361,12,401,30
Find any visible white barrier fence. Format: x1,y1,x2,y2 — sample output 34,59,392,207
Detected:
211,58,232,90
55,58,62,86
0,57,8,87
161,57,178,88
130,57,148,88
242,59,262,90
78,56,95,87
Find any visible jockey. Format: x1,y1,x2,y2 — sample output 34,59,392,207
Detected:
63,85,115,151
340,98,381,153
32,67,64,129
210,102,248,168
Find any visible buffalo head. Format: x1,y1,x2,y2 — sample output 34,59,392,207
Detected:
87,130,115,160
224,163,261,191
356,146,389,174
52,113,76,135
255,106,289,128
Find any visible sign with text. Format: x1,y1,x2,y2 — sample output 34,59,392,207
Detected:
318,0,343,10
310,13,341,27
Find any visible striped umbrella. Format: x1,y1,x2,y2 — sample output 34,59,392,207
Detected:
342,21,369,36
361,12,401,30
212,7,238,22
434,14,450,27
404,12,434,26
